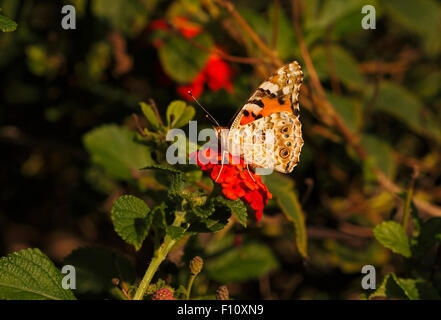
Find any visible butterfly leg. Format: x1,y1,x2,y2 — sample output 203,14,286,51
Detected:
246,163,256,182
214,150,229,182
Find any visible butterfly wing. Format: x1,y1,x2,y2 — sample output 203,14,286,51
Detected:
228,62,304,173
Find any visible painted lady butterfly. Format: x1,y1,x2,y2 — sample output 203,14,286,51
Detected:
215,61,304,175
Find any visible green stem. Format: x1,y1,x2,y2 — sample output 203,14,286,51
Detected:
185,274,197,300
133,211,186,300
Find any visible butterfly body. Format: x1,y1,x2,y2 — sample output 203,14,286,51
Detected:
216,61,304,174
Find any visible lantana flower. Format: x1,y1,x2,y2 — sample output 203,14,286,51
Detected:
148,17,234,100
191,148,272,222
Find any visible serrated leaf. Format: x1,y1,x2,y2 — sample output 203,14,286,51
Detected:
263,173,308,258
141,165,184,194
214,197,248,227
369,273,408,300
158,33,212,83
373,221,411,257
63,247,136,298
0,248,76,300
0,14,17,32
83,125,154,180
111,195,152,251
370,272,441,300
206,243,279,282
192,200,215,219
140,102,161,130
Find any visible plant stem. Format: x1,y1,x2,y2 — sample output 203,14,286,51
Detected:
185,274,197,300
133,211,186,300
402,166,419,233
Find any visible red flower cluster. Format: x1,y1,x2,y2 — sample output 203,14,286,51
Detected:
148,17,234,100
191,148,272,222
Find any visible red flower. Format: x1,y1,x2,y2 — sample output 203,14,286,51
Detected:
148,17,234,100
176,72,205,99
148,16,202,42
191,148,272,222
177,52,234,101
204,54,234,92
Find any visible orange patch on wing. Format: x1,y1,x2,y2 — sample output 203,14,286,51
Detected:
260,97,291,117
239,97,291,126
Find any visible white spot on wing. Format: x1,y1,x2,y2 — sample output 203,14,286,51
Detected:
260,81,279,93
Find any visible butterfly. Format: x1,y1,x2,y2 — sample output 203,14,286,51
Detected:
212,61,304,177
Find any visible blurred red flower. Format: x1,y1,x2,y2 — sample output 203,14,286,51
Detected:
148,16,202,42
148,17,233,100
191,148,272,222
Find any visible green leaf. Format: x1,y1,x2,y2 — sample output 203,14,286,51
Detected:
166,226,186,240
166,100,186,126
328,93,362,134
314,0,369,29
213,197,248,227
174,106,195,128
158,33,212,83
92,0,149,36
324,241,387,273
187,203,231,233
311,45,364,91
141,165,184,194
414,218,441,254
373,221,411,257
369,273,408,300
206,243,279,282
111,195,152,251
166,100,195,128
0,14,17,32
383,0,441,55
0,248,76,300
268,5,297,61
370,272,441,300
361,135,396,179
63,247,136,298
263,173,308,258
371,82,425,135
140,102,161,130
83,125,154,180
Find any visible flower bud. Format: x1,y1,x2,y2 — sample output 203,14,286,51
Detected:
189,256,203,275
216,285,229,300
152,288,174,300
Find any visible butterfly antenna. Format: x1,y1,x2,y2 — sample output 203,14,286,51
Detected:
187,91,220,127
